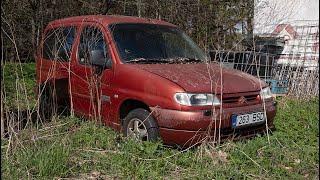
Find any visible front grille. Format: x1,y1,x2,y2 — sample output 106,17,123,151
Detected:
221,92,260,105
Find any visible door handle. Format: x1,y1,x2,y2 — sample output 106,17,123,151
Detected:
101,95,110,102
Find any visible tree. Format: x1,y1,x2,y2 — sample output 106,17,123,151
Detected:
1,0,254,62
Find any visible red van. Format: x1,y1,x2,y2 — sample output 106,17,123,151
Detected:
36,15,277,147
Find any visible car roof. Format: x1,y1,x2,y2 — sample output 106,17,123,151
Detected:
47,15,176,28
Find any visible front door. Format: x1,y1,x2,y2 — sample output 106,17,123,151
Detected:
70,23,113,122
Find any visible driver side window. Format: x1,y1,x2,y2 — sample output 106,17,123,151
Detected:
78,26,109,65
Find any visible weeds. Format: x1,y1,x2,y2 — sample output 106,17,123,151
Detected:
1,97,319,179
1,63,319,179
2,63,36,109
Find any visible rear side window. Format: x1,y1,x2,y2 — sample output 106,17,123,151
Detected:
42,26,75,61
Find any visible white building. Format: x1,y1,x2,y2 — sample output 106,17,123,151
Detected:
253,0,319,69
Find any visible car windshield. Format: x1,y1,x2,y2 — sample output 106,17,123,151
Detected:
109,23,207,63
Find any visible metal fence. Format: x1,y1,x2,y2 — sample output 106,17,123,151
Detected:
210,21,319,99
210,49,318,98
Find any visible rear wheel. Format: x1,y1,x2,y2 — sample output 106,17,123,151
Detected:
39,85,57,121
123,108,160,141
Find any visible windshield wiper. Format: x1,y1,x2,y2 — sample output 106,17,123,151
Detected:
126,58,170,64
126,58,148,63
126,57,204,64
162,57,203,64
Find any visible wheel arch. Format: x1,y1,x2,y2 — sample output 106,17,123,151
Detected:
38,78,70,105
118,98,151,125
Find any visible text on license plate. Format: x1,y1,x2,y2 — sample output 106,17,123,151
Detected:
232,112,265,128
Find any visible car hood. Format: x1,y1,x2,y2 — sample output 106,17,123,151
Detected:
130,63,266,94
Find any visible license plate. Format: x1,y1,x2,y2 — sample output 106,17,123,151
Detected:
232,112,265,128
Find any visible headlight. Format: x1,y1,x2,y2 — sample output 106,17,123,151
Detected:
260,87,272,99
174,93,220,106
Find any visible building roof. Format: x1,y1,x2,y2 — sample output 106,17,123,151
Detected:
272,24,298,38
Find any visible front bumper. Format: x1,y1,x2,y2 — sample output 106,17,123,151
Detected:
151,101,277,146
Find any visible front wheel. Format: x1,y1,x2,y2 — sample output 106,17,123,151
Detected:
123,108,160,141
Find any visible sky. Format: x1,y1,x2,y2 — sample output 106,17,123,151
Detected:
290,0,319,21
254,0,319,34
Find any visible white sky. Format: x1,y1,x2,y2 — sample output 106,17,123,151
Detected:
254,0,319,34
290,0,319,21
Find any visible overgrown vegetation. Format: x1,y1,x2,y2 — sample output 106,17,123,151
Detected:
2,0,253,63
2,63,36,109
1,62,319,179
2,95,319,179
1,1,319,179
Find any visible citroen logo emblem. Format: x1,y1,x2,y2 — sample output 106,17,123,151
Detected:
238,96,247,104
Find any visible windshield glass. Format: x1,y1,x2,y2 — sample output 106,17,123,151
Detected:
109,23,207,63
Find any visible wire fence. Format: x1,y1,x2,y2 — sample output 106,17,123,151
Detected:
210,21,319,99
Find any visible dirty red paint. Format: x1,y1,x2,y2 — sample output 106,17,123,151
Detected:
132,63,266,93
36,15,277,147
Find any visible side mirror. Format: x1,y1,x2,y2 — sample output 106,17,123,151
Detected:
89,49,107,68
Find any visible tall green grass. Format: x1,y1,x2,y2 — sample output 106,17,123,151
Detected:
2,63,36,109
1,98,319,179
1,63,319,179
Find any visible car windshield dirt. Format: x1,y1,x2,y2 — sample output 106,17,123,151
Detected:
109,23,207,63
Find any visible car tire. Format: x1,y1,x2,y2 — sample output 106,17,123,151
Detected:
39,85,57,121
123,108,160,141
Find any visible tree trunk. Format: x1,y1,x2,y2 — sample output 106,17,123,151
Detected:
31,18,36,51
137,0,141,17
1,87,4,138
